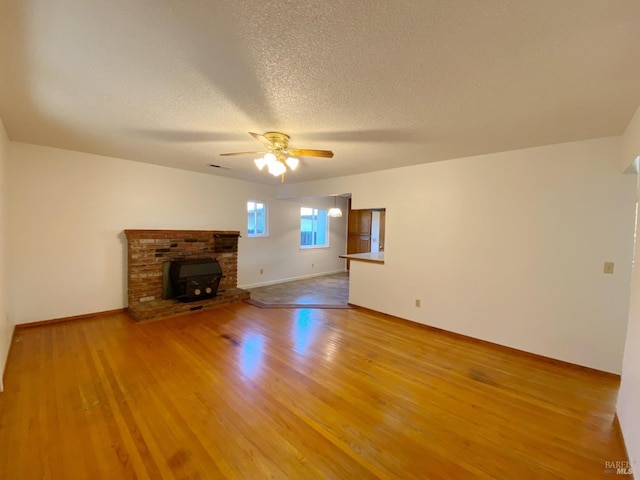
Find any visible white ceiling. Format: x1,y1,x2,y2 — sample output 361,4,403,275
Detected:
1,1,640,185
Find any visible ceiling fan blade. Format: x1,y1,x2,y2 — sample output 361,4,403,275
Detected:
288,148,334,158
249,132,274,148
220,151,264,156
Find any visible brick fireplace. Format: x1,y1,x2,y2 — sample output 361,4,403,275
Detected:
124,229,249,321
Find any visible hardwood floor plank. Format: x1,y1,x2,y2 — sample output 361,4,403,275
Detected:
0,304,629,479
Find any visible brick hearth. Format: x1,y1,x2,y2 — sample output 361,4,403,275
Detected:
124,229,249,321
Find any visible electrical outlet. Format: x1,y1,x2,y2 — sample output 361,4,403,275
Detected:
415,299,421,307
603,262,614,274
260,269,263,275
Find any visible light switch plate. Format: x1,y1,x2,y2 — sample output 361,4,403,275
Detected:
603,262,615,274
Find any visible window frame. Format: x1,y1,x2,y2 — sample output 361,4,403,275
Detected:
299,207,329,249
247,200,269,238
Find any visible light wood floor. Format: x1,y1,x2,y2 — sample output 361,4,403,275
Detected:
0,304,628,479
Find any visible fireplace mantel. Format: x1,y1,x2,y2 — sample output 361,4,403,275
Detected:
124,229,249,321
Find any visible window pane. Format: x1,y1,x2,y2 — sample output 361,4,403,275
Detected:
248,201,267,237
255,203,265,234
247,203,255,234
300,207,313,246
300,207,328,247
316,209,327,245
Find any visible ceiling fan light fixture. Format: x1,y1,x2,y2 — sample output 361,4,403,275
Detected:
268,160,286,176
223,132,334,182
285,156,299,170
254,157,267,170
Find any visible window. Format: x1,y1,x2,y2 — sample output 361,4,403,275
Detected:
300,207,328,248
247,201,268,237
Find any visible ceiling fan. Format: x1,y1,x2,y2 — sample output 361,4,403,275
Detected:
220,132,334,181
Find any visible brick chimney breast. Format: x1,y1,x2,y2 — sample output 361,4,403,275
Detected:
124,230,248,321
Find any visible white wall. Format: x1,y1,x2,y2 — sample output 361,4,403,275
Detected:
281,137,636,374
240,195,347,288
618,106,640,471
7,143,346,324
0,117,12,391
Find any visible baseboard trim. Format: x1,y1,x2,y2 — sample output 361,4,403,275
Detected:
239,269,347,290
612,413,633,469
244,298,352,309
348,303,622,380
15,308,129,330
0,324,19,393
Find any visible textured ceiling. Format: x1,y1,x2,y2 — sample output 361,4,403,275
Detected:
1,0,640,184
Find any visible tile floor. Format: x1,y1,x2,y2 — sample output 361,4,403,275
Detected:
246,272,350,308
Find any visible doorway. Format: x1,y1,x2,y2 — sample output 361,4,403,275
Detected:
346,200,385,268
